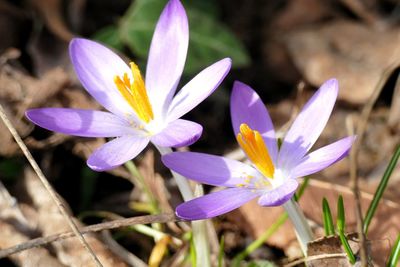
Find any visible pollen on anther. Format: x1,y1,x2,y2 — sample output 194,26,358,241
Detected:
114,62,154,123
236,123,275,179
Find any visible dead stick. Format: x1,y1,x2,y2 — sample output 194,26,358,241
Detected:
0,104,103,267
349,64,398,266
0,213,176,258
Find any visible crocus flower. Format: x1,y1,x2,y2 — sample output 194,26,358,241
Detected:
25,0,231,171
162,79,355,220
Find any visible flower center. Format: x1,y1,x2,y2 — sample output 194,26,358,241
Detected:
114,62,154,123
236,123,275,178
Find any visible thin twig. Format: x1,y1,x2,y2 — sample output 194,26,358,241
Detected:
101,230,148,267
0,104,103,267
349,64,399,266
283,253,347,267
339,0,378,25
308,179,400,210
0,213,176,258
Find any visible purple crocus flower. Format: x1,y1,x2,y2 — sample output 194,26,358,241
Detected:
25,0,231,171
162,79,355,220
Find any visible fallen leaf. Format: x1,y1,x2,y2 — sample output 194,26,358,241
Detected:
0,221,67,267
21,168,129,267
286,20,400,104
307,233,364,267
0,52,70,156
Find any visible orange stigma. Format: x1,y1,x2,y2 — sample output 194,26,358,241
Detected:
236,123,275,178
114,62,154,123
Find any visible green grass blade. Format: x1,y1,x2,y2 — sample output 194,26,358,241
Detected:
125,161,159,214
189,232,197,267
364,145,400,234
294,176,310,201
218,235,225,267
387,234,400,267
322,198,335,236
336,195,356,264
339,232,356,264
231,213,287,267
336,195,345,233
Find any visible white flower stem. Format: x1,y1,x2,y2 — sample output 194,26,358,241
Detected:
283,198,313,256
155,146,210,267
192,185,210,267
155,146,194,201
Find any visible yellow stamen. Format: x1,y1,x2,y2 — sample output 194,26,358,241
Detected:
236,123,275,178
114,62,154,123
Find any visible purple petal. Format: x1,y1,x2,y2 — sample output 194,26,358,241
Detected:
176,188,258,220
230,81,278,163
87,136,150,171
278,79,338,170
146,0,189,117
291,136,355,178
26,108,136,137
257,178,298,206
69,38,133,118
151,119,202,147
162,152,262,187
167,58,232,122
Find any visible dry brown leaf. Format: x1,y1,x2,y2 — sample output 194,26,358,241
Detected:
0,179,67,266
0,221,67,267
0,54,70,156
286,20,400,104
21,167,128,267
0,63,69,108
307,233,365,267
271,0,332,31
